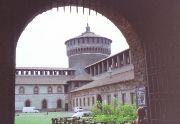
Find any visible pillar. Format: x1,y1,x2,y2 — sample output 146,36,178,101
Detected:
102,61,104,73
98,64,100,75
122,52,126,65
129,50,132,64
0,11,15,123
117,55,120,68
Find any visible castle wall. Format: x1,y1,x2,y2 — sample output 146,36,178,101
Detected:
69,54,108,75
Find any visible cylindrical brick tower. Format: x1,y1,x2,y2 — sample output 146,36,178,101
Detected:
65,24,112,75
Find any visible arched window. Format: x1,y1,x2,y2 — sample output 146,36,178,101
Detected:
97,94,102,103
34,86,39,94
42,99,47,109
57,99,62,108
48,86,53,94
19,86,25,94
25,100,31,107
57,85,63,93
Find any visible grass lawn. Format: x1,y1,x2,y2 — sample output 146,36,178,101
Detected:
15,112,73,124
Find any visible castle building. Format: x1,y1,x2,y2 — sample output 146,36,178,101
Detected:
15,24,139,112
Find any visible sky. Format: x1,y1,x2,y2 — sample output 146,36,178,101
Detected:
16,7,129,68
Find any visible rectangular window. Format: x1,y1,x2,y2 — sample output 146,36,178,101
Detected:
83,98,86,106
73,99,75,107
74,82,79,87
122,93,126,105
130,93,136,104
107,95,111,105
80,98,82,106
87,97,90,106
114,93,118,100
92,96,95,105
76,98,78,106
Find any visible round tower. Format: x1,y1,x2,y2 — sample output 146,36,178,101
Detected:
65,24,112,75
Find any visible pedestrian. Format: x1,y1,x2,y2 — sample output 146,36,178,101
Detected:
131,107,147,124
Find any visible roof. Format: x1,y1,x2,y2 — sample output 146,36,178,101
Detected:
16,75,74,85
68,73,92,82
85,49,130,68
16,67,75,71
65,24,111,44
71,68,134,92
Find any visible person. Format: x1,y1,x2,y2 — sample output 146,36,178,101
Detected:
131,107,147,124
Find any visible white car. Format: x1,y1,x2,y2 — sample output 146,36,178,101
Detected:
74,107,83,113
22,107,40,113
72,111,92,118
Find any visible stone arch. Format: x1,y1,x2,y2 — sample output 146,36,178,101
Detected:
13,1,144,123
47,86,53,94
42,99,48,109
97,94,102,103
25,99,31,107
57,99,62,108
19,86,25,94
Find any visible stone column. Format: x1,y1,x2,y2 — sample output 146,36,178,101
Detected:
102,61,104,73
94,66,96,76
112,57,114,69
106,60,109,71
90,67,92,75
98,64,100,75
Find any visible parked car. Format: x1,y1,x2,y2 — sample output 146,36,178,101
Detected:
22,107,39,113
72,111,92,118
74,107,83,113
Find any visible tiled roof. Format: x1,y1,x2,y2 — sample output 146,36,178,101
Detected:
16,67,75,70
71,69,134,92
16,75,74,85
69,73,92,81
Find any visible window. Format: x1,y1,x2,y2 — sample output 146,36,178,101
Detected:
42,99,47,109
48,86,53,94
130,93,136,104
76,98,78,106
74,82,79,87
34,86,39,94
73,99,75,107
122,93,126,105
57,85,62,93
114,94,118,100
83,98,86,106
87,97,90,106
97,94,102,103
57,99,62,108
25,100,31,107
19,86,25,94
79,98,82,106
92,96,95,105
107,95,111,105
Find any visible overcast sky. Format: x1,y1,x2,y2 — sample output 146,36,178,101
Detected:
16,7,129,68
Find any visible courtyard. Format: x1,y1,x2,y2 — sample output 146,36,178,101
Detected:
15,112,73,124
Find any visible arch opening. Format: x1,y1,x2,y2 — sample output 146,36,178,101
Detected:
15,3,146,124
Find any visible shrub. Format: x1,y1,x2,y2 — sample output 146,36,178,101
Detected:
91,99,136,124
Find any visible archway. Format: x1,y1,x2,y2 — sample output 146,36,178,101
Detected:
1,1,180,124
57,99,62,109
42,99,48,109
16,3,145,124
25,100,31,107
